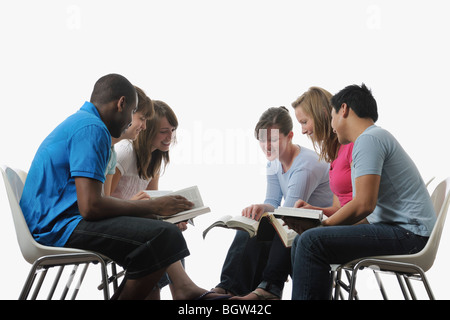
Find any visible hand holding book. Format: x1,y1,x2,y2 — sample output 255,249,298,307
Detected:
146,186,210,224
273,207,325,235
282,216,321,235
147,195,194,217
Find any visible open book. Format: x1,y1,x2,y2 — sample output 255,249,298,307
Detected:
145,186,211,224
202,213,298,247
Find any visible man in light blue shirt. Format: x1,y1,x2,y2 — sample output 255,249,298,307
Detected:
352,125,435,236
288,84,436,299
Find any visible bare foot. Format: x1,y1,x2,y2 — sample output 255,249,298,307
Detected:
212,287,235,296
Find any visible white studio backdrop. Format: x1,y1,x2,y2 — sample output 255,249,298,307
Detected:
0,0,449,300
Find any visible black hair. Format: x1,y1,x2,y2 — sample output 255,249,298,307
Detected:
90,73,136,107
331,83,378,122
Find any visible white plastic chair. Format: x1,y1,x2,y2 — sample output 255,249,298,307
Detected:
1,165,117,299
332,177,450,300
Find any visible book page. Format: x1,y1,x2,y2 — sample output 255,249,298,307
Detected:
229,215,260,228
168,186,204,208
145,190,172,197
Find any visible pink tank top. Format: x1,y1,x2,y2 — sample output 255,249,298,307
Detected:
329,143,353,207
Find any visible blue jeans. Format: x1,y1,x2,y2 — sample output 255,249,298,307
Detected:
291,223,428,300
217,230,291,297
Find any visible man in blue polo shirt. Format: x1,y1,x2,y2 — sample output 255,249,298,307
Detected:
287,84,436,300
20,74,193,299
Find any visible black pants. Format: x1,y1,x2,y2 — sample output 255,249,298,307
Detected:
65,216,190,280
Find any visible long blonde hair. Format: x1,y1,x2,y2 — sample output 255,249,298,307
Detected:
133,100,178,180
291,87,339,162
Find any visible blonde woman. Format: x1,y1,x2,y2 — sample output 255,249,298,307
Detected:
291,87,353,214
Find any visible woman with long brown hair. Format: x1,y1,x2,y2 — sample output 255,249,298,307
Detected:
110,100,178,201
109,98,227,300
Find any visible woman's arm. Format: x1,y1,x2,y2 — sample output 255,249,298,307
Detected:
146,174,159,191
322,174,379,226
103,174,113,197
110,167,122,195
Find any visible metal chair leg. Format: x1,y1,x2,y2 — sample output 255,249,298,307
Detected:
30,269,48,300
71,263,90,300
373,271,388,299
47,266,65,299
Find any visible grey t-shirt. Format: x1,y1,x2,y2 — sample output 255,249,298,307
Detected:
352,125,436,236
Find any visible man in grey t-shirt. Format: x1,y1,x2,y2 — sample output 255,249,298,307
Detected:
288,83,436,300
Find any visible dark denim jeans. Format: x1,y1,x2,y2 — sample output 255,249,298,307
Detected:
291,223,428,300
217,230,291,297
65,216,190,280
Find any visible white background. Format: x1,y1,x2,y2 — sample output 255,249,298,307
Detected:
1,0,449,300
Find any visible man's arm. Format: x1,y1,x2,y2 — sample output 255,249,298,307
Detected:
283,174,379,234
322,174,380,226
75,177,194,221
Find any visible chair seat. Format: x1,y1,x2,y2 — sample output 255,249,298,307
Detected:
331,177,450,300
1,165,119,299
335,258,426,275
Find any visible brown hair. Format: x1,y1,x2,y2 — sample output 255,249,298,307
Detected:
133,100,178,180
291,87,339,162
254,106,293,140
134,86,154,119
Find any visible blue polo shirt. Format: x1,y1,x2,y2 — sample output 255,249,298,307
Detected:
20,102,111,247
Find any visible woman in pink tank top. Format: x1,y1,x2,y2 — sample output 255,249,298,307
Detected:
291,87,353,216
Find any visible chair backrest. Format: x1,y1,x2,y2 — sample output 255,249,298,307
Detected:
1,165,39,264
2,165,89,264
414,177,450,271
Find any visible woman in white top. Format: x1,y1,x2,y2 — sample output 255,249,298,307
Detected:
111,100,177,202
110,100,225,300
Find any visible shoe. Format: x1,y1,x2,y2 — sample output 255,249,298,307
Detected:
230,289,279,300
195,290,232,300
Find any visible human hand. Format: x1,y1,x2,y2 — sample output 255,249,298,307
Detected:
282,217,321,235
294,199,312,209
242,204,266,221
147,195,194,217
176,221,188,232
130,191,151,201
